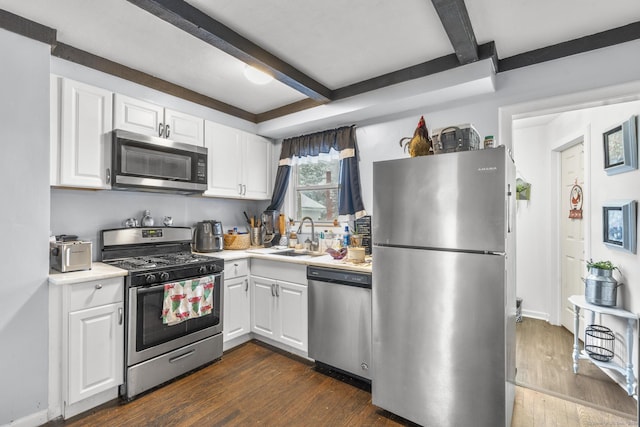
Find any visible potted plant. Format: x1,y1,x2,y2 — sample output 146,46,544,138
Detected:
584,259,621,306
516,178,531,200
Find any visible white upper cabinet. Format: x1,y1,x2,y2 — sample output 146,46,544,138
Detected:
204,120,272,200
52,77,113,189
113,94,204,146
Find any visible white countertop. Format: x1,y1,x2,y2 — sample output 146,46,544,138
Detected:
198,247,373,273
49,248,371,284
49,262,128,285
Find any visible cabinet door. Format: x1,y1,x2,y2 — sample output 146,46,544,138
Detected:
203,120,242,197
251,276,277,339
68,302,124,405
276,280,308,352
59,79,113,189
242,132,272,200
223,276,251,342
164,108,204,146
113,94,164,137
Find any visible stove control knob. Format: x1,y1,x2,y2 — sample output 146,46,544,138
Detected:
209,264,218,273
159,272,170,282
145,274,156,284
198,265,207,275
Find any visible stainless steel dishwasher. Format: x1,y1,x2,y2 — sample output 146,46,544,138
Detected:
308,266,372,382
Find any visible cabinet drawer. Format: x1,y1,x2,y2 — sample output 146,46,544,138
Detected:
70,277,123,311
225,259,249,279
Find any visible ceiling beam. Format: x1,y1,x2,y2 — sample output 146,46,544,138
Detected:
51,42,257,122
0,9,56,46
126,0,332,102
430,0,479,64
499,21,640,72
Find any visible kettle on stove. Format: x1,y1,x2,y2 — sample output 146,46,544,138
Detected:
192,220,223,252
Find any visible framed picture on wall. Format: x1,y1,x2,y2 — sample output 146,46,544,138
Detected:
602,199,637,253
603,115,638,175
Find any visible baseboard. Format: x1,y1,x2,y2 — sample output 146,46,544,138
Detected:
223,334,252,352
522,309,550,322
2,409,48,427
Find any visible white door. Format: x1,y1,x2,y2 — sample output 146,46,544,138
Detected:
113,94,164,137
68,302,124,404
164,108,204,146
59,79,113,189
276,280,308,352
204,120,242,197
560,142,585,332
242,132,272,200
250,276,277,338
223,276,251,342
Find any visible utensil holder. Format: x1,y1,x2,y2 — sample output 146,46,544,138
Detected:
250,227,263,246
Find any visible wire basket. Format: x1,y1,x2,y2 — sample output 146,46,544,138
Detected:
585,324,614,362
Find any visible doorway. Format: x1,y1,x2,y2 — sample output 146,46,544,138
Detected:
508,96,640,420
559,142,585,334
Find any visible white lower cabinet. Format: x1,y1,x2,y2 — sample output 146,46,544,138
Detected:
50,276,124,419
68,302,123,404
250,260,308,354
223,259,251,349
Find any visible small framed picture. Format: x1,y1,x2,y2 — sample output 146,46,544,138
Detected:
603,115,638,175
602,200,637,253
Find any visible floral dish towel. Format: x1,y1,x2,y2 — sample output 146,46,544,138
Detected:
162,275,215,326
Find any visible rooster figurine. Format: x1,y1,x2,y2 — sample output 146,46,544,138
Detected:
399,116,432,157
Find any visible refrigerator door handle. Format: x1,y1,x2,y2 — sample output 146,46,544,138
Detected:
507,183,512,233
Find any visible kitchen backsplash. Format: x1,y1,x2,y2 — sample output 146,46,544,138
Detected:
50,188,267,260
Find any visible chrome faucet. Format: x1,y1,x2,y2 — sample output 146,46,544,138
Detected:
297,216,318,252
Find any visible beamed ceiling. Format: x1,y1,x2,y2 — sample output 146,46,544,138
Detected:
1,0,640,134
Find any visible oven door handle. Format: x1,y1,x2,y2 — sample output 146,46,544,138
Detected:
136,283,169,294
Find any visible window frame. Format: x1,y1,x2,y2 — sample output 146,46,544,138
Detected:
285,157,341,225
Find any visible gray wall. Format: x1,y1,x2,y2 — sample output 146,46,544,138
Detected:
51,189,268,258
0,29,50,424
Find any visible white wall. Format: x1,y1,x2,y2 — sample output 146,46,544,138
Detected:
0,29,50,426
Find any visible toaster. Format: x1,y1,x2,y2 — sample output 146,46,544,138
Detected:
50,240,92,272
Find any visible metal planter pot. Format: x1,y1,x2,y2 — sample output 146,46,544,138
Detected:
584,267,622,307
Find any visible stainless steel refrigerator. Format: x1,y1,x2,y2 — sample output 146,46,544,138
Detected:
372,146,516,427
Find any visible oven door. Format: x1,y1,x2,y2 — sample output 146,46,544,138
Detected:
127,273,222,366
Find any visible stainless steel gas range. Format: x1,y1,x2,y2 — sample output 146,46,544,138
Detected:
101,227,224,400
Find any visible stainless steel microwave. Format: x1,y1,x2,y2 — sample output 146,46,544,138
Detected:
111,129,208,194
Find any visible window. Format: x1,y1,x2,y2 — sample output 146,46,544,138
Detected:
292,156,340,223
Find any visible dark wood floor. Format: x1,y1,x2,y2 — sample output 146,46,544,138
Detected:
46,331,637,427
516,317,637,417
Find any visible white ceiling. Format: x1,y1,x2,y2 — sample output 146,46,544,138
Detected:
1,0,639,122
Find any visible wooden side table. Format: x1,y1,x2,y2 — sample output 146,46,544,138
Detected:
568,295,639,396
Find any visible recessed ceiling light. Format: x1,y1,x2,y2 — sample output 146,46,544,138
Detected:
243,64,273,85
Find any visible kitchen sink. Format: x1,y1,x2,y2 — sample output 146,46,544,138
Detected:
271,250,326,257
271,250,312,257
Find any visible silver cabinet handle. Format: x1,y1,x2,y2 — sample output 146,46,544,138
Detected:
238,184,243,195
106,167,110,184
95,284,103,290
242,184,247,195
118,307,123,325
244,279,248,292
158,123,165,137
165,124,170,138
271,283,275,297
275,284,280,297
